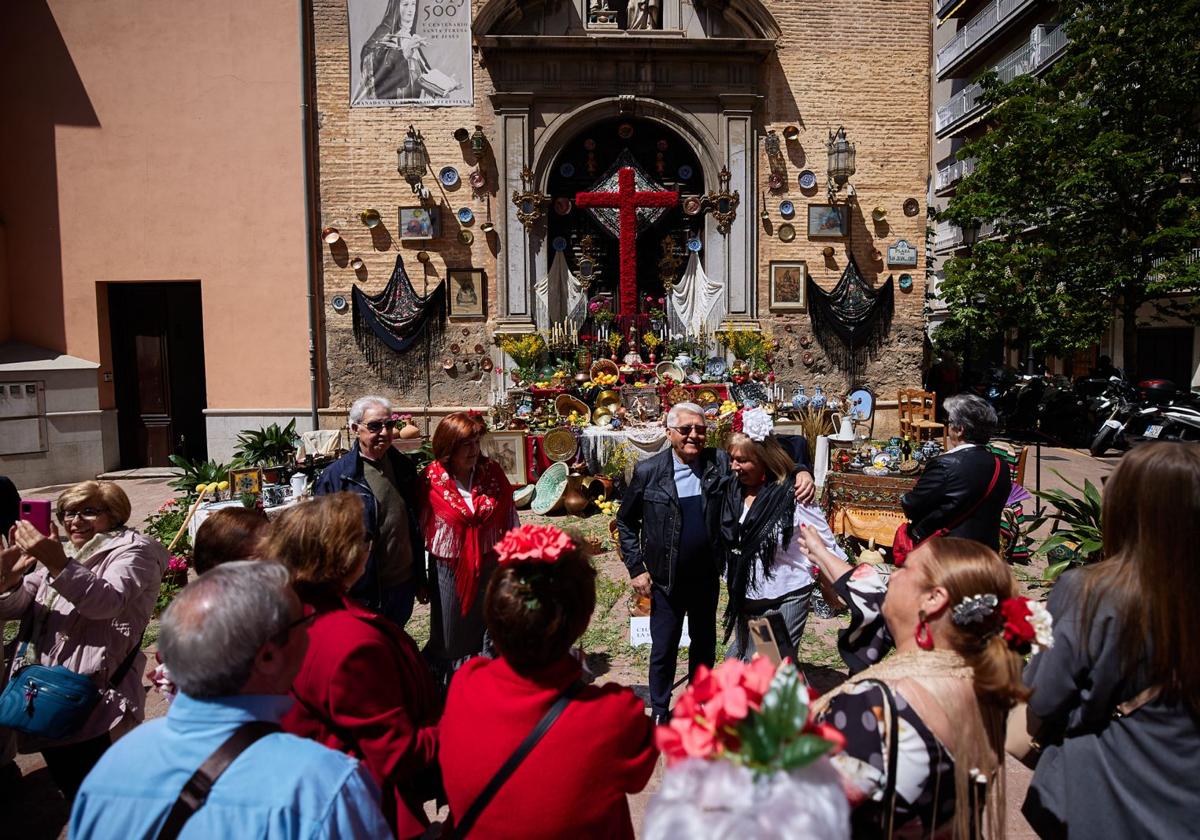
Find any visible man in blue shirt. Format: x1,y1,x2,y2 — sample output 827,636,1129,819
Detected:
70,561,391,840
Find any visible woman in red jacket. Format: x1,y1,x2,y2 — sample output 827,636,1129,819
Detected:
439,524,658,839
265,492,441,839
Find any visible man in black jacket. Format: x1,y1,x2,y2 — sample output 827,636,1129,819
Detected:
901,393,1011,551
616,403,814,723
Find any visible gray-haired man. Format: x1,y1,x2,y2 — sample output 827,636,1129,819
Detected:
315,395,427,627
617,403,815,723
70,562,391,838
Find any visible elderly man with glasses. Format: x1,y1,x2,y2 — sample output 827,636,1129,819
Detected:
315,395,427,628
616,403,814,724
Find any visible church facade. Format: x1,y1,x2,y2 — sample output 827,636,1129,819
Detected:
313,0,931,419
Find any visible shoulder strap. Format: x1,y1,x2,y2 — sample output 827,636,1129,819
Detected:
155,721,281,840
1114,685,1161,719
874,680,901,839
108,631,146,689
943,455,1003,533
449,679,585,839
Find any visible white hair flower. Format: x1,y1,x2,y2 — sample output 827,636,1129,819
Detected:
1027,600,1054,654
740,407,774,442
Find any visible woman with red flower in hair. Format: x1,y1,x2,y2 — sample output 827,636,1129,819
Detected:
438,524,657,839
802,533,1033,838
420,411,518,682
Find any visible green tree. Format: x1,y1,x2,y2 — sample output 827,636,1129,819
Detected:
937,0,1200,375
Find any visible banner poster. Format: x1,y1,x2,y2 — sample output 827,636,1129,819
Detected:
348,0,473,107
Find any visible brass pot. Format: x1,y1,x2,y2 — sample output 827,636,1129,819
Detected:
561,474,590,516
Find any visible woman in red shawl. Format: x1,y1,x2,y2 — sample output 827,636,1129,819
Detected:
420,411,518,682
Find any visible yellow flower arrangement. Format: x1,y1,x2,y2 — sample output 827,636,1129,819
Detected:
497,333,547,370
642,332,662,350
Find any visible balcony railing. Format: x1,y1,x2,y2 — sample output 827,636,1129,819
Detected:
1148,248,1200,282
934,220,997,251
936,0,1037,76
935,24,1069,136
936,156,978,192
935,0,961,18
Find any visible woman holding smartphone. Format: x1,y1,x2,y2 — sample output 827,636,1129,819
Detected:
0,480,167,797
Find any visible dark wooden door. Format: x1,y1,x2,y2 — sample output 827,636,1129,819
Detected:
1137,326,1195,387
109,283,208,468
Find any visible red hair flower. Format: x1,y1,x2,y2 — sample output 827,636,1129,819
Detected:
494,524,574,566
1001,596,1054,654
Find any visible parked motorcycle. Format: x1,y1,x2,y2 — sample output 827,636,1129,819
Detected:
1089,378,1200,455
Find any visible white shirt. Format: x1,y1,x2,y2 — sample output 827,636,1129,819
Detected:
741,503,847,601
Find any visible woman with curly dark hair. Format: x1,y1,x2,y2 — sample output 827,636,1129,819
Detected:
438,524,657,839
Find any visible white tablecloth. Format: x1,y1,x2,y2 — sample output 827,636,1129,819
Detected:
187,497,300,542
580,427,670,478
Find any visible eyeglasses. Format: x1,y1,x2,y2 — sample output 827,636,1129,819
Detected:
284,611,317,634
358,419,397,434
59,507,108,522
669,424,708,437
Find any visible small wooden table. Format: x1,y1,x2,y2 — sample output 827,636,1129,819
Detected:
822,471,919,547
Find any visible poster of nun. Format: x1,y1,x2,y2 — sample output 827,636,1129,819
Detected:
348,0,473,107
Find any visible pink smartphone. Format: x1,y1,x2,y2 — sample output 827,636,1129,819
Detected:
19,499,52,537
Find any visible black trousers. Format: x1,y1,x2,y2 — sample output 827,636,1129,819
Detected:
42,731,111,797
648,568,719,720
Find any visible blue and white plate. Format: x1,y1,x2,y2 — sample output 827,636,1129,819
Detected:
457,207,474,224
439,166,460,187
779,200,795,217
678,165,694,180
552,236,568,252
798,170,817,190
704,357,728,379
898,273,914,291
559,162,576,178
686,237,702,252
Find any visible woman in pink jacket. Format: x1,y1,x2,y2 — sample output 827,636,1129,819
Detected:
0,480,166,796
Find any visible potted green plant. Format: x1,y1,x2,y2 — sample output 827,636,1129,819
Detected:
168,456,232,501
232,420,300,483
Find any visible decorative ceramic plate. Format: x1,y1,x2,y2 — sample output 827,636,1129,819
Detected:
331,295,348,313
531,462,569,514
469,171,486,189
450,342,461,353
481,357,493,371
554,393,590,421
686,369,703,384
591,409,613,427
798,170,817,189
903,198,920,217
799,334,813,348
686,237,702,252
779,200,795,217
898,273,914,291
513,485,535,508
594,389,621,413
801,351,815,366
590,359,619,381
656,361,685,382
666,385,691,406
554,197,572,215
731,382,770,405
703,357,728,379
350,257,365,270
683,196,702,216
543,428,578,463
778,223,796,242
560,162,576,178
618,123,634,139
457,207,474,224
695,387,720,407
439,166,460,187
678,165,693,180
552,236,568,251
768,172,785,191
458,229,474,245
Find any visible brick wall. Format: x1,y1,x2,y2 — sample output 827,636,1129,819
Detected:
312,0,931,413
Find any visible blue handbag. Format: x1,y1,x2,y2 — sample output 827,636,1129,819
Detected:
0,636,142,741
0,664,100,740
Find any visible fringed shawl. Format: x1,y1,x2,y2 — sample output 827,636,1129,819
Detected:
352,254,445,390
807,257,894,382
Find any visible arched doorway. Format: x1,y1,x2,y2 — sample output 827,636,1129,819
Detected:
544,116,705,321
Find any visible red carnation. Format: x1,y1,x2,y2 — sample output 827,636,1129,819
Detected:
494,524,574,566
1001,597,1036,651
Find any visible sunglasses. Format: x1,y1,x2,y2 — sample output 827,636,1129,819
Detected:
59,507,108,522
359,419,398,433
670,424,708,437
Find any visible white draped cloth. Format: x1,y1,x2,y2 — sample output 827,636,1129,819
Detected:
580,426,670,478
535,251,585,332
668,251,725,338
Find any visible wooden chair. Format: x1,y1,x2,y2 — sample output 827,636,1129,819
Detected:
898,389,947,447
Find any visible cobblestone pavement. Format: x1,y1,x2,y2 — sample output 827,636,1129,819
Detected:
4,446,1120,838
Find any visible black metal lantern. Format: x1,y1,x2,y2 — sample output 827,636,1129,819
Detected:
826,126,856,189
397,125,429,194
960,220,981,247
470,126,487,164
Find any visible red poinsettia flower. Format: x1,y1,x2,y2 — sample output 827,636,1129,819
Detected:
494,524,574,566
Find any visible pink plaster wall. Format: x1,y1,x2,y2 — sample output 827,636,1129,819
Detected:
0,0,310,410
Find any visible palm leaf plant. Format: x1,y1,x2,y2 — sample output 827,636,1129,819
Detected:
232,420,299,468
168,455,232,498
1025,469,1104,581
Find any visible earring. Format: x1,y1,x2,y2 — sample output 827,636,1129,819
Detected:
915,609,934,650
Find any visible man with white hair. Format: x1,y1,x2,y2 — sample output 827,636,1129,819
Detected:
315,395,426,627
70,562,391,838
616,403,815,724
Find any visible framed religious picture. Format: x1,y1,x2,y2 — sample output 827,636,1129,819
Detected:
481,429,527,486
807,204,847,238
769,261,807,311
398,206,439,241
447,268,486,319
